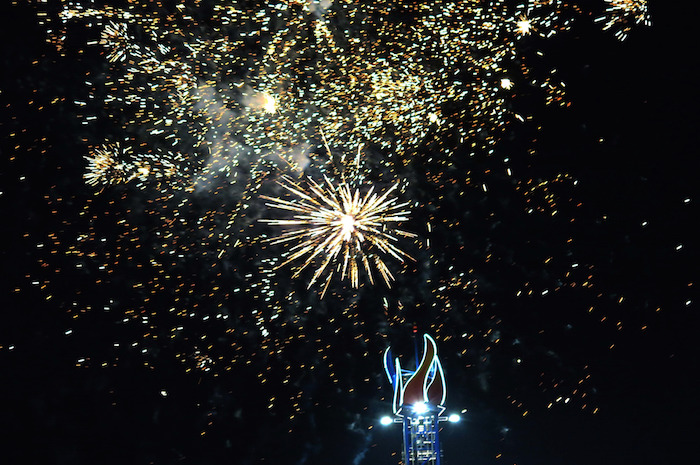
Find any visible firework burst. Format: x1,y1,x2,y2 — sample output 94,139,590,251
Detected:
595,0,651,41
262,173,416,297
20,0,659,426
84,143,184,188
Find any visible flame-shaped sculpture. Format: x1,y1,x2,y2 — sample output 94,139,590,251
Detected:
383,334,446,416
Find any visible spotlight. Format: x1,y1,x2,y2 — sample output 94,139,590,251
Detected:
448,413,460,423
412,402,429,414
380,416,393,426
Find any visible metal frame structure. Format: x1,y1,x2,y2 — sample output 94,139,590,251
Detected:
402,406,441,465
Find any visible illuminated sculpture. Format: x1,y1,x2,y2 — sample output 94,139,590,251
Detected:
382,334,458,465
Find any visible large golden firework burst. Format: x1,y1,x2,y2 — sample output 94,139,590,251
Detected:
262,174,416,297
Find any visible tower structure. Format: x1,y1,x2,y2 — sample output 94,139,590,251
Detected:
383,334,450,465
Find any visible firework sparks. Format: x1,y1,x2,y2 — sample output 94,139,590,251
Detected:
262,173,415,297
84,143,184,188
37,0,653,187
595,0,651,41
84,144,129,187
99,21,132,63
19,0,660,429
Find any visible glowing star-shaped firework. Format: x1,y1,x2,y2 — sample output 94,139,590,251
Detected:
515,15,533,35
262,174,416,297
500,78,514,90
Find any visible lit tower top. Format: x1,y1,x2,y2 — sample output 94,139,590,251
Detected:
382,334,458,465
384,334,446,417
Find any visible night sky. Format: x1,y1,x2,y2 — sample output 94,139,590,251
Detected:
1,1,698,465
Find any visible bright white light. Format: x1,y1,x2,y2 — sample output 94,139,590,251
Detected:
137,165,150,178
412,402,429,414
261,92,277,114
500,78,513,90
516,17,532,35
339,214,356,240
448,413,460,423
380,416,393,426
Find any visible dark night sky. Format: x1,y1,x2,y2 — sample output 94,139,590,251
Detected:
1,1,698,465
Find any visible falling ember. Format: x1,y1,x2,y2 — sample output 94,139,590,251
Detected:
262,174,416,297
